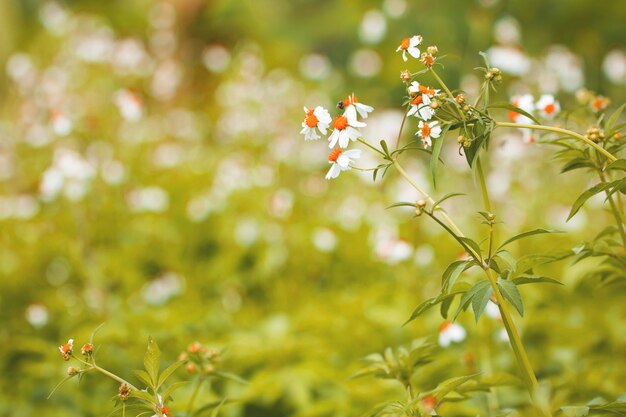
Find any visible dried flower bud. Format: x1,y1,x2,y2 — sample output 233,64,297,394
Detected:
186,363,197,374
575,88,593,105
81,343,93,356
421,53,435,67
430,100,439,109
415,207,422,216
400,70,411,83
457,135,465,144
67,367,80,376
416,199,427,208
427,45,438,55
462,104,471,112
178,352,188,361
118,383,132,401
455,94,465,104
204,364,215,375
463,140,471,148
485,71,493,80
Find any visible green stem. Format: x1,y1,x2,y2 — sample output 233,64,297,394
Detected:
496,122,617,162
476,157,492,213
395,108,409,149
392,159,465,238
187,376,204,416
91,363,139,392
430,67,465,120
599,171,626,248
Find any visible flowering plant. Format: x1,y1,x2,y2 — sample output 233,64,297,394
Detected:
301,35,626,416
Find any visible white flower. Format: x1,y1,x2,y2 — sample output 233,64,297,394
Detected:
509,94,535,125
536,94,560,119
114,89,144,121
438,321,466,347
416,120,442,148
325,148,361,180
341,93,374,119
396,35,422,62
51,110,73,136
328,112,366,149
408,81,439,98
407,94,435,120
300,106,332,140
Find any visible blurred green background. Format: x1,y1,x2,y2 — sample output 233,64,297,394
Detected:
1,1,626,416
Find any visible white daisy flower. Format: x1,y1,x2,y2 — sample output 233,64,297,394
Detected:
328,112,365,149
340,93,374,119
407,94,435,120
396,35,422,62
325,148,361,180
300,106,332,140
536,94,560,119
438,321,466,347
417,120,442,148
509,94,535,125
408,81,438,98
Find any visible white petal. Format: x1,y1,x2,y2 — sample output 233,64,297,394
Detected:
328,130,339,148
407,106,417,117
344,105,357,121
402,51,408,62
345,126,361,141
430,126,442,138
342,149,361,159
325,163,340,180
438,333,450,347
338,130,350,148
410,35,422,46
407,46,420,59
336,154,351,168
408,81,420,93
355,103,374,118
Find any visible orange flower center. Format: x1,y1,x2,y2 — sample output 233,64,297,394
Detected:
508,99,519,122
343,95,359,107
544,103,555,114
420,123,431,138
411,96,423,106
422,394,437,410
400,38,411,50
162,406,170,416
304,109,319,128
592,97,605,110
328,148,342,162
421,54,435,67
439,321,452,332
418,85,435,96
61,343,72,353
332,115,349,130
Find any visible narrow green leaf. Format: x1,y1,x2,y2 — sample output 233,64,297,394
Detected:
47,374,76,399
492,250,516,272
433,193,465,210
212,371,248,385
454,280,491,320
386,201,417,209
568,182,614,220
162,381,189,402
497,229,561,252
89,323,106,346
129,389,156,405
442,260,470,291
430,373,481,398
430,124,451,188
605,103,626,132
559,406,589,417
497,278,524,316
512,275,563,286
488,102,540,124
144,336,161,387
459,236,483,259
471,282,493,323
405,285,470,325
134,370,153,388
157,360,185,390
380,140,390,157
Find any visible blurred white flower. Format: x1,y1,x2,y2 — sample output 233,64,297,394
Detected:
299,53,331,80
142,272,183,305
40,149,95,201
51,110,73,136
438,321,466,347
487,46,530,76
485,301,501,319
536,94,560,119
312,227,337,252
40,1,70,35
26,304,49,328
603,49,626,84
375,237,413,264
382,0,406,18
359,10,386,44
114,89,144,121
127,186,169,212
203,45,231,73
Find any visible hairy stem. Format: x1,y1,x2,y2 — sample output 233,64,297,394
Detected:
599,171,626,248
91,363,139,392
495,122,617,162
476,157,492,213
430,67,465,120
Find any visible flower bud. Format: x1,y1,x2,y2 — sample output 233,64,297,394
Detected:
485,71,493,80
204,364,215,375
430,100,439,109
457,135,465,144
67,367,80,376
118,383,132,401
427,45,438,55
400,70,411,83
421,53,435,67
416,200,427,208
186,363,197,374
486,213,496,221
415,207,422,216
81,343,93,356
462,104,471,112
455,94,465,104
463,140,471,148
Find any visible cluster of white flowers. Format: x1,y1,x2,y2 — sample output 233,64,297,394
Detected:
300,94,373,180
509,93,560,142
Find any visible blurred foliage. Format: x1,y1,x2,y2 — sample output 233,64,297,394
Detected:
0,0,625,416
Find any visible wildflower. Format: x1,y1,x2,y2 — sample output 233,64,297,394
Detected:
421,394,437,414
417,120,442,148
421,52,435,67
396,35,422,62
300,106,332,140
408,81,438,98
455,93,466,104
188,341,205,354
325,148,361,180
536,94,560,119
59,339,74,360
438,321,466,347
81,343,93,356
328,112,365,149
407,94,434,121
186,363,197,373
340,93,374,119
427,45,438,56
508,94,535,124
114,89,144,121
591,96,610,112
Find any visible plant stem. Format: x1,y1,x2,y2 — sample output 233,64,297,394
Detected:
187,376,203,416
395,109,409,149
391,158,465,237
599,171,626,248
430,67,465,120
91,363,139,392
476,157,492,213
495,122,617,162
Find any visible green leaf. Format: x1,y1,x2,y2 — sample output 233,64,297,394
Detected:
212,371,248,385
568,182,614,220
193,399,237,417
144,336,161,387
429,373,481,398
471,281,493,323
430,124,451,188
129,389,156,405
133,370,153,388
441,260,471,292
157,360,185,390
561,158,596,174
605,103,626,133
380,140,390,157
488,102,540,125
162,381,189,402
497,278,524,316
433,193,465,210
560,406,589,417
89,323,106,346
512,275,563,286
496,229,561,252
454,280,491,320
47,374,76,399
405,284,470,325
459,236,483,259
386,201,416,209
492,250,516,272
